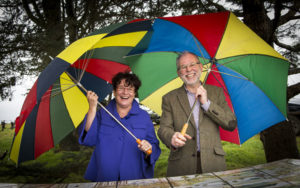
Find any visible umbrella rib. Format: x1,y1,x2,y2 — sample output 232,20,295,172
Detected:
214,55,249,68
51,83,77,92
78,49,96,83
201,54,253,81
192,35,206,64
71,48,92,81
40,84,77,102
60,76,75,82
52,84,77,97
77,50,89,79
77,48,91,79
52,83,75,86
207,69,249,81
48,72,84,98
210,71,231,96
203,64,211,72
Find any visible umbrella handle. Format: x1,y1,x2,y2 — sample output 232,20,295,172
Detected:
181,123,188,135
136,139,152,155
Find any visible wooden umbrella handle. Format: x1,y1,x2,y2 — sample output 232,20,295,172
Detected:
181,123,188,135
136,139,152,155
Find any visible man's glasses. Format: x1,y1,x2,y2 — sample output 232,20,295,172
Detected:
178,62,200,71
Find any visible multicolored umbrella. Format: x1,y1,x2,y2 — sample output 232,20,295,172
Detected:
10,20,152,165
127,11,289,145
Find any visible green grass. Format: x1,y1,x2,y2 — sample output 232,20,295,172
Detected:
0,126,299,183
223,135,266,169
298,136,300,152
154,126,169,177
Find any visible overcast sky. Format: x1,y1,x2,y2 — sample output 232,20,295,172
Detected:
0,76,36,122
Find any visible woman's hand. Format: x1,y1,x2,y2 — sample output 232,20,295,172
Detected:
85,91,98,131
87,91,98,110
138,140,152,155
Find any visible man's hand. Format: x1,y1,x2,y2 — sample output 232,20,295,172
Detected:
195,85,208,105
171,132,192,148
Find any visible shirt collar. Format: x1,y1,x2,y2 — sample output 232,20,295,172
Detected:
129,99,140,115
110,98,140,117
184,85,194,96
183,81,203,95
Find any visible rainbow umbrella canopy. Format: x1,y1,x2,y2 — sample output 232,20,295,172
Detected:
126,11,289,145
10,20,153,165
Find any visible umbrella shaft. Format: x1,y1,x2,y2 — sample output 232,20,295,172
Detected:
186,100,197,124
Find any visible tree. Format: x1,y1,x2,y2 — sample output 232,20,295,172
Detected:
0,0,176,100
177,0,300,161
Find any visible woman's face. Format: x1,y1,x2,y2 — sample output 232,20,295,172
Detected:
114,79,136,109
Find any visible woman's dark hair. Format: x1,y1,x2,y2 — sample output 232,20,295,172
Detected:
112,72,141,95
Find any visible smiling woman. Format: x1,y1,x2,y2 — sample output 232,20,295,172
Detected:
78,71,161,182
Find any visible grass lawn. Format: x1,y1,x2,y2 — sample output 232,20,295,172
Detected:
0,126,299,183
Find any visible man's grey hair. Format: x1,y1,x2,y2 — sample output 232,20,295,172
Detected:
176,51,199,70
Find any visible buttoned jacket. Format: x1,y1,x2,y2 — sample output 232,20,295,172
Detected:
158,84,236,176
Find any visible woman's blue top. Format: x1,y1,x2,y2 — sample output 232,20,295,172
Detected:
79,99,161,182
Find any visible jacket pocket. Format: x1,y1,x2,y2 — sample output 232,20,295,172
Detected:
169,149,181,161
132,124,146,138
214,147,226,156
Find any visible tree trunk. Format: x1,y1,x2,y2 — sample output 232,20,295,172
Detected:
260,121,299,162
242,0,273,44
42,0,65,58
242,0,299,162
